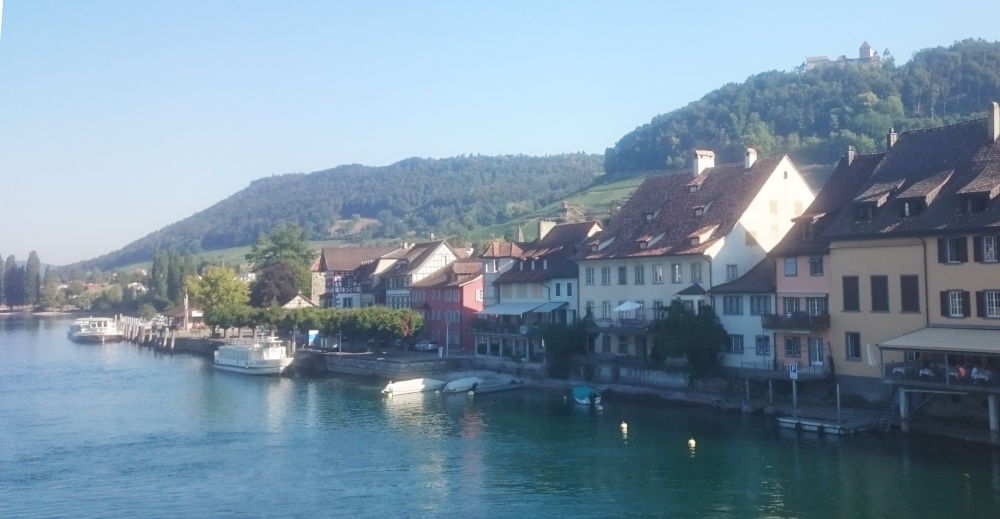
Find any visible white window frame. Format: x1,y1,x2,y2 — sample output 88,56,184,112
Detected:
727,334,744,354
755,335,770,356
726,264,738,281
601,301,610,319
601,267,611,285
784,257,797,276
984,236,999,263
671,264,682,284
690,263,702,283
652,264,664,284
634,265,645,285
946,237,964,263
949,290,964,317
585,267,595,285
986,291,1000,318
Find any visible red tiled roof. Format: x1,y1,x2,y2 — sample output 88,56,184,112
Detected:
771,152,883,257
316,246,401,272
824,116,1000,239
481,240,525,258
577,155,786,260
411,260,484,288
494,221,601,283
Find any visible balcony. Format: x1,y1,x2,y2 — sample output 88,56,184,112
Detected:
761,312,830,331
470,321,542,336
589,317,650,333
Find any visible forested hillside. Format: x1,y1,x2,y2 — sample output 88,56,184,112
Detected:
83,154,603,269
605,39,1000,172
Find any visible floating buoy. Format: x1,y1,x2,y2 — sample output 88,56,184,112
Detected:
620,421,628,433
688,437,697,449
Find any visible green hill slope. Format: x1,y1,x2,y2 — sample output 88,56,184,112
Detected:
605,39,1000,173
81,154,603,270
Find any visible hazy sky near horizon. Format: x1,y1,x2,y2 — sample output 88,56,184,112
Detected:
0,1,997,265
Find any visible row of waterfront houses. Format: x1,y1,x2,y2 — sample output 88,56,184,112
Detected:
310,102,1000,410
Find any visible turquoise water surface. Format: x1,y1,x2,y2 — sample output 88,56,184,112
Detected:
2,316,999,518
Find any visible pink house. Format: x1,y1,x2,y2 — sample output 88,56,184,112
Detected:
410,259,484,351
768,148,882,376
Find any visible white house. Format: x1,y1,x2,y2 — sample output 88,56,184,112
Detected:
576,148,814,362
709,257,776,370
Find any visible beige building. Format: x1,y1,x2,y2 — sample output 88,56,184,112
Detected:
819,102,1000,432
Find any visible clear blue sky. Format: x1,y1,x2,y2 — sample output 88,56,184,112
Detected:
0,0,996,265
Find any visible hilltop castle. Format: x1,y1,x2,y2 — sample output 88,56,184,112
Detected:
801,41,884,71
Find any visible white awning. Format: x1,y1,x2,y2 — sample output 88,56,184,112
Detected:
879,327,1000,355
533,302,568,313
613,301,643,312
479,302,546,316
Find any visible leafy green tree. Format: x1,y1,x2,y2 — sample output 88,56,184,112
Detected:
649,300,727,375
543,321,588,379
4,255,22,309
245,223,314,271
40,267,64,309
24,251,41,306
166,249,183,304
149,250,168,298
186,267,249,314
249,262,300,307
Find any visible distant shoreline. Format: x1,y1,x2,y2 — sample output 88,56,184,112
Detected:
0,310,80,319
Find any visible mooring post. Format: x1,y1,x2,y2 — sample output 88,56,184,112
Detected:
988,394,998,438
899,389,910,434
836,383,842,423
792,379,798,418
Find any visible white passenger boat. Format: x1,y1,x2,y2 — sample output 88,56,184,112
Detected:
443,377,482,393
67,317,123,343
381,378,445,396
213,336,293,375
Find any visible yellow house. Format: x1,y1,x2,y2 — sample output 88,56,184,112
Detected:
822,102,1000,434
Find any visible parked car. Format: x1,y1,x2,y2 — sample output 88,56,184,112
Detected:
410,340,439,352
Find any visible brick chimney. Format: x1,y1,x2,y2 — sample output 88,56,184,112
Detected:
693,149,715,176
846,146,856,165
990,101,999,142
887,128,898,149
744,147,758,169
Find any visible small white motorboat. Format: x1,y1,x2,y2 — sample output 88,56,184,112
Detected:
67,317,124,343
572,385,602,405
381,378,445,396
443,377,482,393
214,336,293,375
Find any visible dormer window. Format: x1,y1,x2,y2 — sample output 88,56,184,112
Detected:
961,194,989,214
542,259,548,270
689,186,698,193
644,212,654,221
901,200,924,217
853,204,874,222
639,241,648,250
690,237,700,246
530,259,536,271
694,206,705,216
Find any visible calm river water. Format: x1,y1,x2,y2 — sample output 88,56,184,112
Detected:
2,316,999,518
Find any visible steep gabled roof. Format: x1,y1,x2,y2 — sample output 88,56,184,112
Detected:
494,221,601,283
771,152,883,257
824,116,1000,239
577,155,787,260
411,259,483,288
710,257,775,294
385,240,456,276
315,246,401,272
481,239,525,258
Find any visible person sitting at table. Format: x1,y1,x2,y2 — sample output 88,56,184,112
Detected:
956,364,968,380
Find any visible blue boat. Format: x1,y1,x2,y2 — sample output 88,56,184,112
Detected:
572,385,602,405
